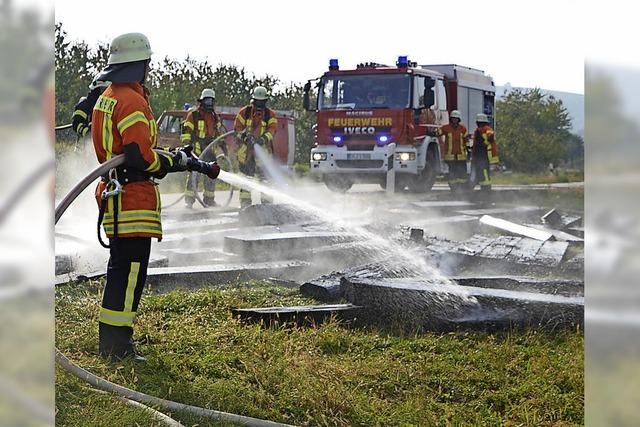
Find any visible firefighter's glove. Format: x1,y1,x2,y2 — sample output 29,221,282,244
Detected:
171,150,189,171
177,144,194,157
72,97,91,137
187,158,221,180
236,130,247,142
257,136,267,146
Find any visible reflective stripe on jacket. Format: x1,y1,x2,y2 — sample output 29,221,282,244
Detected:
233,105,277,142
91,82,163,240
437,123,468,161
472,124,499,165
181,107,222,155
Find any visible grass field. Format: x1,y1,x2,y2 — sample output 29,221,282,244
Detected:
56,280,584,426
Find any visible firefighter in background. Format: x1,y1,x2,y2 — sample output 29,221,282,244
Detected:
469,113,499,192
181,88,224,207
435,110,469,191
73,33,220,361
233,86,277,208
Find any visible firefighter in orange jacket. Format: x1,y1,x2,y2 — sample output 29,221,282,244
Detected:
470,113,499,191
74,33,220,361
181,88,224,207
436,110,468,190
233,86,277,208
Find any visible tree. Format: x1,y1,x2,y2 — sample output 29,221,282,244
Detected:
496,88,581,172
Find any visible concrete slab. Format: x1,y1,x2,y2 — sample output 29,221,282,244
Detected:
155,248,237,265
232,304,362,325
524,223,584,243
342,277,583,331
452,276,583,297
411,200,475,209
223,231,357,259
458,206,543,217
238,204,319,226
480,215,553,241
162,217,238,234
541,208,582,229
146,260,311,289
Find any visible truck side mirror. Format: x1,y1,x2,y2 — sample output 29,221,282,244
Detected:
303,81,312,111
423,88,435,109
423,79,435,108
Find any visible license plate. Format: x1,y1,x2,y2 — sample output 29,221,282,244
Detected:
347,153,371,160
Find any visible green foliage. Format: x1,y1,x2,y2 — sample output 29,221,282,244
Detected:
57,280,584,426
497,88,583,172
55,23,316,163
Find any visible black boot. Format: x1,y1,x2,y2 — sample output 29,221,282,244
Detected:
99,323,146,362
203,197,217,207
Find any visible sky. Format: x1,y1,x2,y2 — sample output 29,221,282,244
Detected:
52,0,640,95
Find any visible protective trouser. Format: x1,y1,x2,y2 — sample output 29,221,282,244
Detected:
99,237,151,358
447,161,468,189
238,147,272,208
470,155,492,191
184,145,217,206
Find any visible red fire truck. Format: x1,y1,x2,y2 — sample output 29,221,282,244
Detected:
304,57,495,192
156,106,296,166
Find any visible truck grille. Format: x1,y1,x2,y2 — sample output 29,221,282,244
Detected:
346,144,375,151
335,160,384,169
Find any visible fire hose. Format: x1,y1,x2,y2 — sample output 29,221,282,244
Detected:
55,149,293,427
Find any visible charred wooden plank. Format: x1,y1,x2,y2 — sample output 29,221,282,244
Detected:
505,238,545,264
449,234,495,256
478,236,523,260
232,303,362,325
531,241,569,267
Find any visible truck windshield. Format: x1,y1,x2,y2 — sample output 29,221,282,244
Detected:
319,74,411,110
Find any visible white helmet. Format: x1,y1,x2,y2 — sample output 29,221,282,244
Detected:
251,86,269,101
108,33,153,65
450,110,462,120
199,88,215,100
476,113,489,123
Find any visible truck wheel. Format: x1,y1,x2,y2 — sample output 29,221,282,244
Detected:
323,175,353,193
405,148,438,193
420,147,438,192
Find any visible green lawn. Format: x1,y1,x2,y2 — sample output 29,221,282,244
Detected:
56,280,584,426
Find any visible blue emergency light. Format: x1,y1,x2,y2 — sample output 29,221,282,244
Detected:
333,136,342,143
397,56,408,68
378,135,389,143
329,59,339,70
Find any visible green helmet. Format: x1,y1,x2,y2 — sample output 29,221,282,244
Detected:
108,33,153,65
251,86,269,101
199,88,215,100
476,113,489,123
450,110,462,120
